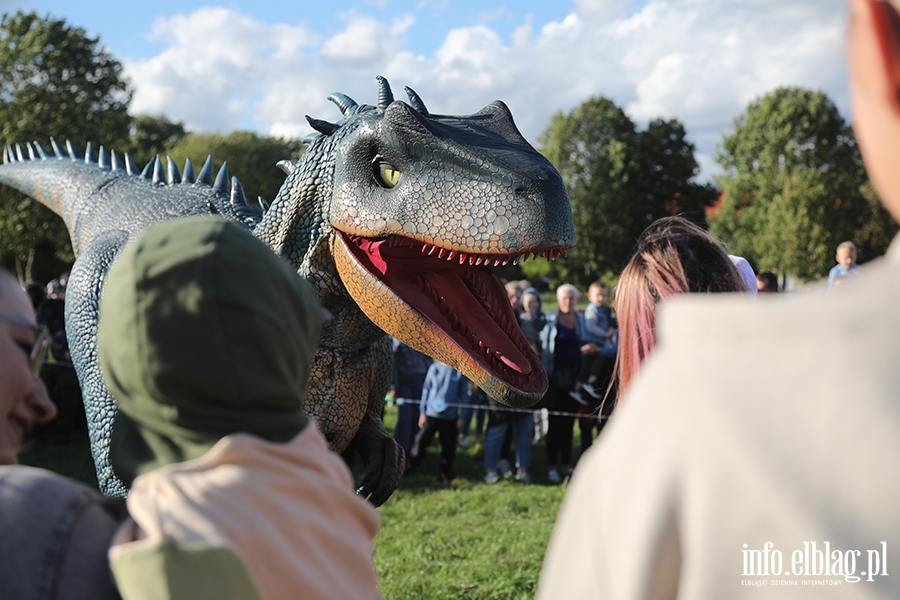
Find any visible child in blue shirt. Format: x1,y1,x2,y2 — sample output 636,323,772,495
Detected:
407,362,471,482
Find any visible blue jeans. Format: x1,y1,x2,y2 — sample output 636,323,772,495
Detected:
392,376,427,457
483,413,533,472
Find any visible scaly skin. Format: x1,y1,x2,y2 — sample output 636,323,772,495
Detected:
0,77,574,505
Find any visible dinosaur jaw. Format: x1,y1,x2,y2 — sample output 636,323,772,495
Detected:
332,230,548,407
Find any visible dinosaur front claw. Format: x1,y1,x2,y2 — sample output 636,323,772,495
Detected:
350,415,406,507
356,435,406,507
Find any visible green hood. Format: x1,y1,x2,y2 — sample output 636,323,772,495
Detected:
98,216,323,486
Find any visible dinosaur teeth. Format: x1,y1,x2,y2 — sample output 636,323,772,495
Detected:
447,251,457,261
428,245,438,256
438,248,446,259
459,253,467,265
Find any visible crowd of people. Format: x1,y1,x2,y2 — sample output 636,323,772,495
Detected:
2,1,898,596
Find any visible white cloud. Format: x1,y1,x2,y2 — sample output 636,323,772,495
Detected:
124,7,318,132
123,0,850,181
320,14,413,69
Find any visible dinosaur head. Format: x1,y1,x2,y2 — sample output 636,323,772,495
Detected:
286,77,574,407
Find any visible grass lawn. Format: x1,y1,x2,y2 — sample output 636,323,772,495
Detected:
21,388,579,600
363,403,573,600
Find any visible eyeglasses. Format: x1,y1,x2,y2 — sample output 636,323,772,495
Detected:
0,313,50,376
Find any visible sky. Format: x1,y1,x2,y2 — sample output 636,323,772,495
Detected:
1,0,850,181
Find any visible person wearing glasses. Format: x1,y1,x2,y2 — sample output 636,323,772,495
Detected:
1,266,125,600
0,267,55,465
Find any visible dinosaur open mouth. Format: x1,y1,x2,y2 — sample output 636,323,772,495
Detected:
335,230,550,404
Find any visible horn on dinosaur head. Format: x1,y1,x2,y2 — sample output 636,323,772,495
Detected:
376,75,394,110
328,92,359,116
306,116,339,136
404,86,429,116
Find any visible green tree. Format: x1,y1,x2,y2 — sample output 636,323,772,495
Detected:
532,97,715,289
0,11,132,281
126,114,186,167
710,87,891,280
165,131,303,206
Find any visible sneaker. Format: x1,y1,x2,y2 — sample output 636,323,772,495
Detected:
569,389,588,405
548,469,561,484
515,471,531,484
484,471,500,484
583,383,603,400
458,436,472,448
498,459,512,477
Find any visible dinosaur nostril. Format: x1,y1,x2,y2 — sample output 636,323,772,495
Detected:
324,432,337,444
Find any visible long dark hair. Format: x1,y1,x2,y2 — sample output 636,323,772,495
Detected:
614,216,745,395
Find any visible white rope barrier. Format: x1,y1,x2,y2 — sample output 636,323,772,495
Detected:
392,397,612,420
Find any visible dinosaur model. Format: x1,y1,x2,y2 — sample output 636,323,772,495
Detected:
0,77,574,505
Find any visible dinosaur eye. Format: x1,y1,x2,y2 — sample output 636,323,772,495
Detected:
376,161,401,188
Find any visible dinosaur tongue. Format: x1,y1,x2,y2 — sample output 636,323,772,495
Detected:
343,234,533,375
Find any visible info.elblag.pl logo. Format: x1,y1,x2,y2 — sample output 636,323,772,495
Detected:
742,542,888,586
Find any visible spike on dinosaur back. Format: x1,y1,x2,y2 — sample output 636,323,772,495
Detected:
51,138,67,159
213,162,229,192
66,140,83,161
182,158,195,184
124,153,138,175
197,156,214,186
33,141,49,160
230,176,246,205
166,156,181,185
152,156,165,184
98,146,110,170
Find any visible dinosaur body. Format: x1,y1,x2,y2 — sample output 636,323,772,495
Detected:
0,78,574,504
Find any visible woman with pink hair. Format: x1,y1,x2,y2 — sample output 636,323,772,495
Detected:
613,216,746,396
